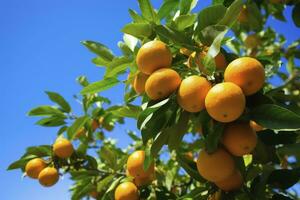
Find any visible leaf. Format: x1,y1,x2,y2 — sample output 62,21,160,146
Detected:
123,34,138,51
28,106,65,117
67,116,89,139
250,104,300,130
128,9,145,23
105,57,132,78
7,155,37,170
25,145,52,157
109,105,142,119
177,153,205,182
267,168,300,189
99,146,117,170
178,187,207,199
36,116,66,127
138,0,156,22
196,5,226,32
158,0,179,20
81,41,114,61
258,130,298,146
174,14,197,31
97,175,114,192
179,0,195,15
81,78,120,95
200,24,228,46
150,129,170,157
122,23,152,38
45,91,71,113
204,122,224,153
102,176,123,198
292,3,300,28
217,0,243,27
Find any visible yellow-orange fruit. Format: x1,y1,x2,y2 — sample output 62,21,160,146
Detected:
205,82,246,123
238,6,248,23
25,158,47,179
224,57,265,96
250,120,264,132
89,191,99,199
177,76,212,112
114,182,139,200
196,148,235,182
127,150,155,178
133,72,149,94
92,119,99,131
136,41,172,75
53,138,74,159
74,127,86,138
245,34,261,49
134,173,155,187
222,122,257,156
38,167,59,187
215,170,243,191
145,68,181,100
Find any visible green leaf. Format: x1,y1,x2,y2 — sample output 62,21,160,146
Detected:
178,187,207,199
179,0,196,15
128,9,145,23
36,116,66,127
81,78,120,95
138,0,156,22
177,153,205,182
250,104,300,130
25,145,52,157
109,105,142,119
204,122,224,153
99,146,117,170
196,5,226,32
105,57,132,78
97,175,114,192
267,168,300,189
92,57,111,67
67,116,89,139
150,129,170,157
102,177,123,199
45,91,71,113
81,41,114,61
217,0,243,27
174,14,197,31
292,3,300,27
158,0,179,20
258,130,298,146
7,155,37,170
28,105,65,117
122,23,152,38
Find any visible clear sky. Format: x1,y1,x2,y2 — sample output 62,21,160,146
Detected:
0,0,299,199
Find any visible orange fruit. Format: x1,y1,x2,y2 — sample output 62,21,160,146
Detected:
250,120,264,132
25,158,47,179
74,127,86,138
224,57,265,96
188,51,227,72
215,170,243,191
92,119,99,131
38,167,59,187
177,75,212,112
136,40,172,75
133,72,149,94
89,191,99,199
114,182,139,200
222,122,257,156
245,34,261,49
205,82,246,123
127,150,155,178
134,173,155,187
145,68,181,100
196,148,235,182
53,137,74,159
238,6,248,23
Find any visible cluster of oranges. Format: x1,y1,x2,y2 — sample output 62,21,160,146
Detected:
25,138,74,187
133,40,266,192
115,150,155,200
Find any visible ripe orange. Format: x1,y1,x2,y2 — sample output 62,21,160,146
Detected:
92,119,99,131
177,76,212,112
134,173,155,187
53,137,74,159
205,82,246,123
215,170,243,191
196,148,235,182
136,40,172,75
185,152,194,161
238,6,248,23
114,182,139,200
245,34,261,49
224,57,265,96
38,167,59,187
188,51,227,72
250,120,264,132
145,68,181,100
133,72,149,94
127,150,155,178
222,122,257,156
25,158,47,179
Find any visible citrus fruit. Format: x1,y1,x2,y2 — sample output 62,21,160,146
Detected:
133,72,149,94
114,182,139,200
215,170,243,191
53,137,74,158
38,167,59,187
250,120,264,132
127,150,155,178
25,158,47,179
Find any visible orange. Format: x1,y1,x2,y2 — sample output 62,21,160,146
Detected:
250,120,264,132
133,72,149,94
205,82,246,123
127,150,155,178
196,148,235,182
89,191,99,199
185,152,194,161
188,51,227,72
224,57,265,96
136,40,172,75
25,158,47,179
245,34,261,49
38,167,59,187
238,5,248,23
145,68,181,100
222,122,257,156
126,167,155,187
180,47,193,56
92,119,99,131
215,170,243,191
177,76,212,112
53,137,74,158
74,127,86,138
114,182,139,200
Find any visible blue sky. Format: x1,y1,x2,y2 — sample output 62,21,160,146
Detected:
0,0,299,199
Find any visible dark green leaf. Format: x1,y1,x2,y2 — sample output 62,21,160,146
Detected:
28,106,65,117
258,130,298,146
174,14,197,31
36,116,66,127
196,5,226,32
179,0,195,15
97,175,114,192
81,41,114,61
292,3,300,27
7,155,37,170
99,146,117,170
158,0,179,20
177,153,205,182
138,0,157,22
128,9,145,23
81,78,120,95
267,168,300,189
45,91,71,113
205,122,224,153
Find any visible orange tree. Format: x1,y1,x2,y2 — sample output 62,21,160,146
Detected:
7,0,300,199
